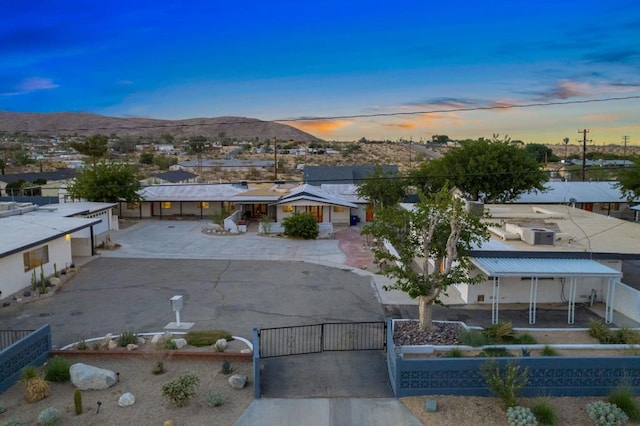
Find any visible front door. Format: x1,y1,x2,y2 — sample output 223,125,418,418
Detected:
306,206,323,222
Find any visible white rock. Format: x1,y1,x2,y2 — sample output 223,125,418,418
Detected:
118,392,136,407
215,339,228,350
49,277,61,286
126,343,138,351
172,338,187,349
101,333,113,349
108,340,118,350
136,336,146,345
151,335,162,344
70,363,117,390
228,374,247,390
240,348,252,354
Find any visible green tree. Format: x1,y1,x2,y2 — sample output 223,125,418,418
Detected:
524,143,557,163
70,135,108,163
112,137,137,154
430,134,449,144
617,156,640,200
412,139,548,202
363,187,490,331
5,179,27,196
68,161,141,202
139,152,155,165
356,166,406,209
0,158,5,174
153,154,177,170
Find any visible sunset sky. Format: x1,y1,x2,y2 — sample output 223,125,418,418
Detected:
1,1,639,144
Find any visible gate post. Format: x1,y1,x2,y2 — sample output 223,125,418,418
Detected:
252,327,261,399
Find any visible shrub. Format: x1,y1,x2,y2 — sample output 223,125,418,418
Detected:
3,420,23,426
515,333,537,345
0,404,6,414
484,322,514,343
24,376,50,403
76,340,87,350
117,330,138,347
185,330,233,347
44,356,71,382
460,329,489,347
481,360,528,409
37,407,61,426
586,401,628,425
20,366,38,381
541,346,558,356
152,360,166,375
506,405,537,426
282,212,319,239
221,360,232,374
206,390,224,408
445,348,464,358
532,399,558,425
162,371,200,407
589,319,613,343
608,387,640,422
164,339,178,350
614,327,640,345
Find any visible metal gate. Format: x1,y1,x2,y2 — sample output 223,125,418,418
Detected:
258,321,386,358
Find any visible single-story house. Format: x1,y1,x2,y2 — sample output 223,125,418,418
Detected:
510,181,639,219
140,170,199,185
303,164,399,185
398,203,640,325
0,169,76,197
274,184,357,225
174,159,274,173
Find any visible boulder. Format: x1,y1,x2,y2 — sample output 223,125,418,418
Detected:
126,343,138,351
240,348,252,354
101,333,113,349
49,277,61,286
172,338,187,349
215,339,228,351
118,392,136,407
70,363,117,390
108,340,118,350
228,373,247,390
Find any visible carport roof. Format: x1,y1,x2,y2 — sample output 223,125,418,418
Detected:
471,257,623,278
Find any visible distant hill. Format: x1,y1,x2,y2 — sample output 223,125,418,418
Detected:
0,111,321,142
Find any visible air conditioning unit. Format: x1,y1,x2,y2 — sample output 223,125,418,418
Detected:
521,228,555,245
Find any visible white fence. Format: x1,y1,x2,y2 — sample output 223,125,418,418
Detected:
614,281,640,323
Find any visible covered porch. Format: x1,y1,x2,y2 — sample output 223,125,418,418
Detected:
471,257,623,325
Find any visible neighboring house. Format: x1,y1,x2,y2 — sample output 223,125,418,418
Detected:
0,200,118,300
510,181,639,219
174,159,274,173
141,170,198,185
0,169,76,197
320,183,370,223
398,202,640,325
274,184,357,225
118,183,245,219
303,164,399,185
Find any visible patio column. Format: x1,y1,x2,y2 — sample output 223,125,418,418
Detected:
529,277,538,325
491,276,500,325
567,277,577,324
605,278,617,324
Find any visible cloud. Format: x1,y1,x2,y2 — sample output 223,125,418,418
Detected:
1,77,59,96
399,97,476,110
524,80,593,101
582,113,619,123
584,48,640,65
284,119,352,135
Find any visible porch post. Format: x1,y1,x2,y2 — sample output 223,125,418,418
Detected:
491,276,500,325
567,277,577,324
529,277,538,325
605,278,617,324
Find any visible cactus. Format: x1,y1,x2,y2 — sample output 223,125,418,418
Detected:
53,263,58,278
73,388,83,415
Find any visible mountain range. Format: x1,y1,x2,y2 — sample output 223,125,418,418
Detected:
0,111,321,142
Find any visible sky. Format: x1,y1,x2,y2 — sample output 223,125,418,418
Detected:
1,1,639,144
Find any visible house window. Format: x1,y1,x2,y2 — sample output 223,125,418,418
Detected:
333,206,345,213
197,202,210,209
161,202,171,209
282,205,294,213
24,246,49,272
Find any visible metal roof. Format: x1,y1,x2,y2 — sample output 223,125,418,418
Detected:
512,181,637,204
139,183,248,201
277,184,358,208
472,257,623,278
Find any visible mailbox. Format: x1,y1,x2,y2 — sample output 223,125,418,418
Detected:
170,295,183,312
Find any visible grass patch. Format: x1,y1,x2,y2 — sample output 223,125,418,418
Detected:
185,330,233,347
44,356,71,382
608,386,640,422
460,329,489,347
531,399,558,425
514,333,537,345
445,348,464,358
117,330,138,347
541,345,559,356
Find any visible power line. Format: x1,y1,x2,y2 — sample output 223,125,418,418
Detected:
3,95,640,134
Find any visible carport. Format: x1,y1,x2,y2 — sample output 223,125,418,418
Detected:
471,257,623,325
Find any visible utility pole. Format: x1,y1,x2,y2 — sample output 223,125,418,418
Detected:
563,137,569,162
409,136,412,171
578,129,590,182
273,136,278,181
623,136,630,163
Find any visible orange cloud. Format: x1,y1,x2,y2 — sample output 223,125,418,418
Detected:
282,119,352,135
582,113,619,123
